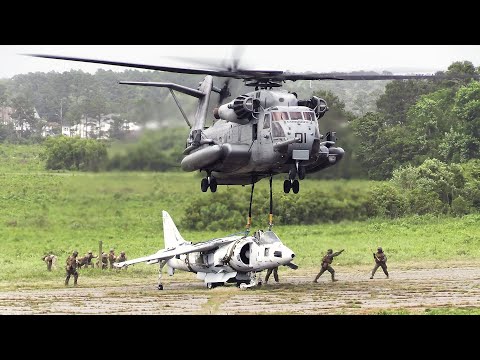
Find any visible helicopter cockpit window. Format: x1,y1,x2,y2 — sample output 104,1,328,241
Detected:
258,231,281,245
289,112,303,120
263,114,271,129
272,112,289,121
303,112,314,121
272,122,286,138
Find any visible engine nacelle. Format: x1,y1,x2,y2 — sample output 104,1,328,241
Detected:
298,96,329,118
216,95,259,125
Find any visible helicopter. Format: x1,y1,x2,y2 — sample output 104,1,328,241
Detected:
29,51,438,199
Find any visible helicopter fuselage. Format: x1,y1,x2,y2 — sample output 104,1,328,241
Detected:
181,89,344,185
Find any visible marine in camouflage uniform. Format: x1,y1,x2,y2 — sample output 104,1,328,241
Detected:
264,266,279,284
313,249,344,283
76,255,88,269
108,249,116,269
65,251,79,286
42,254,56,271
116,251,127,263
84,251,98,268
96,252,108,269
370,247,389,279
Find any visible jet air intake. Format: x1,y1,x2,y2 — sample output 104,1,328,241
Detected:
216,95,260,125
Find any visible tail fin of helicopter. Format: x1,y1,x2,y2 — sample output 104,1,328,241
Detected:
119,76,213,132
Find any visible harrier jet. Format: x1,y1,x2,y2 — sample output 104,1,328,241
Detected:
115,211,297,290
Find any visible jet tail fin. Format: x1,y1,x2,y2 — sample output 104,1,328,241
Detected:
163,211,187,250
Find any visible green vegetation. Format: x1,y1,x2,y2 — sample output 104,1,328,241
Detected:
423,307,480,315
375,307,480,315
2,61,479,183
0,154,478,285
43,136,108,171
0,144,44,172
351,61,480,179
185,158,480,230
107,127,189,171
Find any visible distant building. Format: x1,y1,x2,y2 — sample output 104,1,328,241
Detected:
1,107,140,139
64,114,140,139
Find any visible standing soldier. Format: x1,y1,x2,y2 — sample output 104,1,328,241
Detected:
85,251,98,268
264,266,279,284
42,254,56,271
313,249,344,283
65,251,79,286
370,247,389,279
108,249,116,269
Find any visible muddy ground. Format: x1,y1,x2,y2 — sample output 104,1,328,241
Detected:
1,266,480,314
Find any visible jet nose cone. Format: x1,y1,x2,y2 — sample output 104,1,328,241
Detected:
280,249,295,264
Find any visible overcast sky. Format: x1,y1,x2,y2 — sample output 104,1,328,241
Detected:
1,45,479,79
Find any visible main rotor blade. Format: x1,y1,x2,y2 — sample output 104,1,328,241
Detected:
278,72,480,81
231,45,246,71
26,54,283,79
279,73,438,81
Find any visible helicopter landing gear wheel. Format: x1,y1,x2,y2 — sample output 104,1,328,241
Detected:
209,177,217,192
283,179,291,193
201,178,209,192
292,180,300,194
158,284,163,291
298,166,306,180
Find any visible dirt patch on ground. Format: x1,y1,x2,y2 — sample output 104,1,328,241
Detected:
1,267,479,314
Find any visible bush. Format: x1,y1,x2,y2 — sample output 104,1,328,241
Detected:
451,196,473,216
44,136,108,171
368,183,407,218
406,188,446,215
106,128,189,171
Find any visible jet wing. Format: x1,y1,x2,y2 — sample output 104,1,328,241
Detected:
114,235,243,268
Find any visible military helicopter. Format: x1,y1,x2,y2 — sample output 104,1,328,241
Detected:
29,51,437,198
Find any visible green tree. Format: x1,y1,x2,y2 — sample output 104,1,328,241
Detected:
376,79,434,126
453,81,480,137
309,90,366,179
10,96,37,138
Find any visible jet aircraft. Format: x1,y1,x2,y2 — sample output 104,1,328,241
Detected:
115,211,298,290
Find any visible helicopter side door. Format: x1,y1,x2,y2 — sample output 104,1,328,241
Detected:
258,112,274,164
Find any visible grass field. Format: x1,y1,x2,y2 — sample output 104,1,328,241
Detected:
1,143,479,315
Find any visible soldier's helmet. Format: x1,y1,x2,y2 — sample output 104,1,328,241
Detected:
327,249,333,254
110,248,114,252
73,251,78,256
378,247,383,252
121,251,125,255
88,251,92,254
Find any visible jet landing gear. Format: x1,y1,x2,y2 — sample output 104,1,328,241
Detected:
239,272,262,290
157,260,167,290
206,282,224,289
201,173,217,193
283,162,305,194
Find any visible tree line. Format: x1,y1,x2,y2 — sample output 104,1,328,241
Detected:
2,61,479,182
